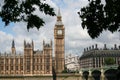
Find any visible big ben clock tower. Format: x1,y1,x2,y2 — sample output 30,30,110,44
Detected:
54,9,65,73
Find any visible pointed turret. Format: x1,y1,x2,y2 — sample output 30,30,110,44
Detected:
24,40,26,48
56,8,63,26
43,40,45,46
12,39,15,48
32,40,34,50
11,39,16,54
51,40,52,46
57,8,61,20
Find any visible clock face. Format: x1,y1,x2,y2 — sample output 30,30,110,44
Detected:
57,30,62,35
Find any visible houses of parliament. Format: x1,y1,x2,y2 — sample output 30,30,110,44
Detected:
0,10,65,75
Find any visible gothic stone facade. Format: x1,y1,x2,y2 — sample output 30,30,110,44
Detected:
80,44,120,69
0,10,65,75
0,40,53,75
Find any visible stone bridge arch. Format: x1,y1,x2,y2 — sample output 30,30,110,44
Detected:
82,71,89,80
80,66,119,80
92,70,101,80
104,69,117,80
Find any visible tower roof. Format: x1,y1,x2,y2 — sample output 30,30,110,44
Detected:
57,8,61,17
12,40,15,48
55,8,63,26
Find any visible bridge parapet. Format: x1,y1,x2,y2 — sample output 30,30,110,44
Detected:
80,65,119,80
80,65,118,72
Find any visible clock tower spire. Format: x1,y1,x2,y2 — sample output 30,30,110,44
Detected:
54,9,65,73
55,8,63,26
57,8,61,21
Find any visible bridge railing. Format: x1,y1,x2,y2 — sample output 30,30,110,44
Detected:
80,66,120,80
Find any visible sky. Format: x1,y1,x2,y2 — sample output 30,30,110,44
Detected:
0,0,120,56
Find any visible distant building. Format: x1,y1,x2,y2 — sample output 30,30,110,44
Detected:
0,9,65,75
80,44,120,69
65,54,80,71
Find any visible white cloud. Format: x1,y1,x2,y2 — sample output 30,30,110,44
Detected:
0,0,120,56
0,31,13,52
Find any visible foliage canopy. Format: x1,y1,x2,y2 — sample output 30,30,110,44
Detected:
0,0,55,30
104,57,115,65
78,0,120,39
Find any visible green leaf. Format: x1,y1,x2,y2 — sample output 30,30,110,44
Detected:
78,0,120,39
0,0,55,30
27,14,45,30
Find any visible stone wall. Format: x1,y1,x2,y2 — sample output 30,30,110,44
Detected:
0,74,81,80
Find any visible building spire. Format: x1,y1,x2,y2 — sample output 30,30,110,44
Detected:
11,39,16,54
24,40,26,48
12,39,15,48
43,40,45,46
51,39,52,46
58,8,61,17
56,8,63,25
57,8,62,21
32,40,34,49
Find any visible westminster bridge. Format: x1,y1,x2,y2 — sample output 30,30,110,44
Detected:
0,65,119,80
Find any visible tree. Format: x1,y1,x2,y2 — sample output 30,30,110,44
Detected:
78,0,120,39
61,66,68,73
0,0,55,30
104,57,115,65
